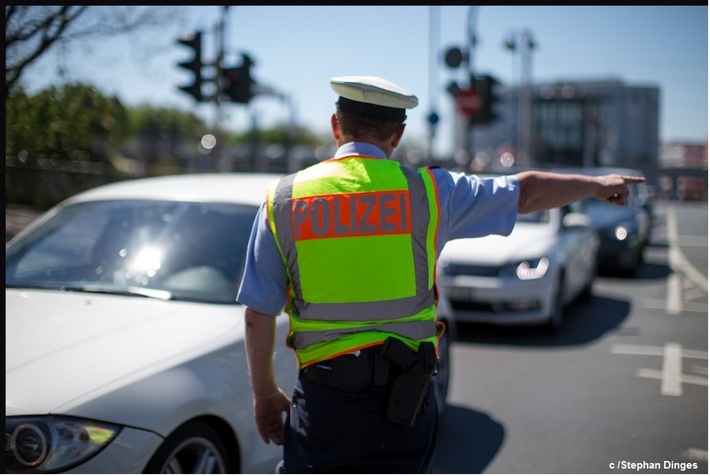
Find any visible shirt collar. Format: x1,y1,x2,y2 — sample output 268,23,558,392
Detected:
333,142,387,159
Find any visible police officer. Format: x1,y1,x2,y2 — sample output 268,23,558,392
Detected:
237,75,645,473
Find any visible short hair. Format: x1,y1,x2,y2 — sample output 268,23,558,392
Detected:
335,110,402,141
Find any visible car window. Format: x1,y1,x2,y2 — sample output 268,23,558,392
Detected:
6,200,259,304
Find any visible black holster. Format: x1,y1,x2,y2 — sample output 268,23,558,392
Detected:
379,337,437,427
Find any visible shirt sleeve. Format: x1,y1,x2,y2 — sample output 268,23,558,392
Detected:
236,202,288,316
433,169,520,247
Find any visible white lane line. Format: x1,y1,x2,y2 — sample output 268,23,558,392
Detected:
684,447,709,462
661,342,682,396
612,344,664,356
666,205,708,292
611,343,709,396
643,299,709,312
611,344,708,360
636,369,708,388
667,272,683,315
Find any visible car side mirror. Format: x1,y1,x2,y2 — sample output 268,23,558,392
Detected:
562,212,592,229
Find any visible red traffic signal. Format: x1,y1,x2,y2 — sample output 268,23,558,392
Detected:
222,54,253,104
456,88,480,118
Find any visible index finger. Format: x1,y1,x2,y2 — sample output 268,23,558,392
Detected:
622,175,646,184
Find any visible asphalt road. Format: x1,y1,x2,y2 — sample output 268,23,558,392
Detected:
433,201,708,474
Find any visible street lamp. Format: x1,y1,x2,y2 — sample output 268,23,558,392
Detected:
503,31,517,155
466,6,478,77
503,29,537,167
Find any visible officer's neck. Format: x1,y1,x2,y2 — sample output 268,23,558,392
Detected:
337,135,396,158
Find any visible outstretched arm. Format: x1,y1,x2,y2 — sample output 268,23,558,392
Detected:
516,171,646,214
244,306,291,445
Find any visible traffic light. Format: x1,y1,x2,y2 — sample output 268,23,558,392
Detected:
472,74,501,125
176,32,203,102
222,54,253,104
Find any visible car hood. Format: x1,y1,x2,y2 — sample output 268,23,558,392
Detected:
6,288,245,415
440,224,555,265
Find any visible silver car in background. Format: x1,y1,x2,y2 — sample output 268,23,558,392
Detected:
439,206,599,330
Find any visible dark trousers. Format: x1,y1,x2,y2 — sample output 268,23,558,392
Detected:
280,374,438,473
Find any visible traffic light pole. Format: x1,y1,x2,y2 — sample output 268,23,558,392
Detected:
213,6,228,172
518,29,536,168
464,6,478,170
176,7,260,172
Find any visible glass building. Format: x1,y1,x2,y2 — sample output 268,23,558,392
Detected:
468,78,660,171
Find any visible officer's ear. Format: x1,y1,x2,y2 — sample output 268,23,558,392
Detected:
331,114,341,141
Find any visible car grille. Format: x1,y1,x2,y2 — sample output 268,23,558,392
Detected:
450,300,497,312
444,263,500,277
451,299,541,313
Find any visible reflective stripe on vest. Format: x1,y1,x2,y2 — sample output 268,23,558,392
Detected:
267,157,440,364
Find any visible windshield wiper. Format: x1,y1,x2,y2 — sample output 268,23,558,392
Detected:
59,284,173,301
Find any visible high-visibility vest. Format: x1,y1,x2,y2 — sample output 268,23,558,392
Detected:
266,156,443,368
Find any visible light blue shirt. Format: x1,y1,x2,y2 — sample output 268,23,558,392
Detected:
236,142,520,316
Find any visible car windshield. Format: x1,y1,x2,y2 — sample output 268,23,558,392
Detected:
6,200,258,304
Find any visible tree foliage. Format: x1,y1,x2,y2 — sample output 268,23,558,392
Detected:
125,105,208,144
6,83,129,163
6,82,323,167
5,6,180,95
228,124,326,148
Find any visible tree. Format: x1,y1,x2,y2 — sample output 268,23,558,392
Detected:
5,6,181,95
6,83,129,163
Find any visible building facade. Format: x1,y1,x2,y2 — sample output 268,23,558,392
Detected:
658,141,708,201
466,78,660,172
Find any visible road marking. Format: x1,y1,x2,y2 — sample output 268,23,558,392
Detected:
611,343,708,396
666,205,708,293
637,368,708,387
666,273,683,315
684,447,709,462
651,205,708,316
661,342,682,396
643,299,708,313
612,344,708,359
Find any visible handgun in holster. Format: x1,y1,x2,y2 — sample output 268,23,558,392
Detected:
380,337,437,427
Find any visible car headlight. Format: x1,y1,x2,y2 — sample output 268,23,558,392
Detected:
500,257,550,280
614,225,629,241
600,222,636,242
5,416,120,473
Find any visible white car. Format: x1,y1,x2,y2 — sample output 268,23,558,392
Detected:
5,172,454,473
438,206,599,329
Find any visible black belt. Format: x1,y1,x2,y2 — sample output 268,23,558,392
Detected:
301,345,387,392
300,363,339,389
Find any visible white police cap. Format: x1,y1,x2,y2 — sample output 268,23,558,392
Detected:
330,75,418,122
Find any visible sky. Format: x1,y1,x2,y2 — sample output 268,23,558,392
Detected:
22,6,709,157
